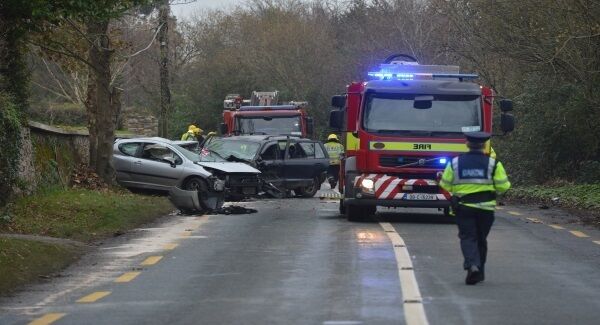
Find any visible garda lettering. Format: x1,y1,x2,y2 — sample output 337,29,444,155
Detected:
461,169,485,178
413,143,432,150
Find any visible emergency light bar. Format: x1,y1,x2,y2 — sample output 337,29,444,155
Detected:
238,105,300,111
368,63,478,81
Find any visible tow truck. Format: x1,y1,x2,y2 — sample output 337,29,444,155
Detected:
220,91,314,138
329,54,515,221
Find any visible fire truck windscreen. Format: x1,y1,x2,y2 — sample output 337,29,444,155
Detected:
238,116,302,136
363,94,482,135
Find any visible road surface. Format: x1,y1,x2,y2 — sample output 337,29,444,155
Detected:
1,190,599,325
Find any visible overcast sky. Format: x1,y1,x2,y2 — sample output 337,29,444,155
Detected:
171,0,243,19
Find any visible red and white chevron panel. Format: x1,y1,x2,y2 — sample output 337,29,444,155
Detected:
353,174,450,200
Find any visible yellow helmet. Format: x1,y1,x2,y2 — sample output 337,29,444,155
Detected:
328,134,339,141
188,124,197,131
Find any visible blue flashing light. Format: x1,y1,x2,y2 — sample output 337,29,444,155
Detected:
368,71,414,80
439,158,448,165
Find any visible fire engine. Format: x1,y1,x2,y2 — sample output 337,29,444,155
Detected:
220,91,314,138
329,54,515,221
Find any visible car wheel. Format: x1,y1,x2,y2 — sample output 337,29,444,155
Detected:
297,177,320,198
346,204,376,222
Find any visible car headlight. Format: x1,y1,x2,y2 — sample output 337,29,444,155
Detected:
361,179,375,194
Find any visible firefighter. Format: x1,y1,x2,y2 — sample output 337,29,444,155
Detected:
181,125,197,141
193,127,205,144
324,134,344,190
439,132,511,285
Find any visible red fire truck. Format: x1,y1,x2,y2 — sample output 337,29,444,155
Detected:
329,54,515,221
220,91,314,138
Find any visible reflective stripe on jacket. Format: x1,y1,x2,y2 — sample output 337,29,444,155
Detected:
324,141,344,165
439,152,511,211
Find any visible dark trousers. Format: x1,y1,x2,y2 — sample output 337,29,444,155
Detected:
455,205,495,272
327,165,340,183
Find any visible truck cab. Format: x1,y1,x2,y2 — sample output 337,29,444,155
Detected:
220,91,314,138
329,54,515,221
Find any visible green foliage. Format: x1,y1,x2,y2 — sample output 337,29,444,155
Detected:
1,188,173,242
508,184,600,211
0,93,23,206
28,102,87,126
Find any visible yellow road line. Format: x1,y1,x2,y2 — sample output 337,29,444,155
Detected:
593,241,600,245
164,243,179,250
549,224,565,230
495,206,504,210
29,313,66,325
379,222,429,325
140,255,163,266
180,231,192,237
569,231,589,238
76,291,111,303
114,272,141,283
526,217,543,224
508,211,522,216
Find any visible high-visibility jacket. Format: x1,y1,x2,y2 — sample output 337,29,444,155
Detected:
324,141,344,166
439,152,510,211
484,140,497,159
181,131,197,141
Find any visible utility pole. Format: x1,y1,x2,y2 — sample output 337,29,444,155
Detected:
158,0,171,137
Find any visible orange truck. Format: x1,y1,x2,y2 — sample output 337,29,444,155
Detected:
329,54,515,221
220,91,314,138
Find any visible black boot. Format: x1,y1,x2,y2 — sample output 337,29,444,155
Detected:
465,265,483,285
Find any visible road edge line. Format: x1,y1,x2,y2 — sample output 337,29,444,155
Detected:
380,222,429,325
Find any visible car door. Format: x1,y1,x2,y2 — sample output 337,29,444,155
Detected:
113,141,143,186
283,140,323,186
130,142,185,190
257,140,285,188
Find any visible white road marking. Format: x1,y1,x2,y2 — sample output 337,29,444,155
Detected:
379,222,429,325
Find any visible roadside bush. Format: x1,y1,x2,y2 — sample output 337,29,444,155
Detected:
28,102,87,126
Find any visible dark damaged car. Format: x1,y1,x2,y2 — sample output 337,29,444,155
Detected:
205,135,329,197
113,137,261,212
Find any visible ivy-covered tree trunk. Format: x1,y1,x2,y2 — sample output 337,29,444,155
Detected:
86,19,119,183
0,18,27,206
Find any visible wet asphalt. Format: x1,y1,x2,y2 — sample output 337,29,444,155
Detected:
1,192,599,325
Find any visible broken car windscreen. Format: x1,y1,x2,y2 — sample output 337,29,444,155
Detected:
363,94,482,134
237,116,302,135
174,145,225,162
205,139,261,161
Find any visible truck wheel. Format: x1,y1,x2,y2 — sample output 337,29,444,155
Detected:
297,177,320,198
346,205,376,222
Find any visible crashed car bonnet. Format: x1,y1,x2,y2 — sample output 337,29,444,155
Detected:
112,137,260,213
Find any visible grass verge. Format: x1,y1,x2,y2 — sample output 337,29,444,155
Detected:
2,188,174,242
506,184,600,211
0,188,173,294
0,237,82,294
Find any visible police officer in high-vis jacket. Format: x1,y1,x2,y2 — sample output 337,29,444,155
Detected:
439,132,511,285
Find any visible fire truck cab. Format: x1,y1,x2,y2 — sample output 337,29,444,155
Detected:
329,54,515,221
220,91,314,138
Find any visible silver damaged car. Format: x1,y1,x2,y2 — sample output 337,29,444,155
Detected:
113,137,261,212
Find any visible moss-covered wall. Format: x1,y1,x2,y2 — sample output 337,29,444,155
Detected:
29,126,89,189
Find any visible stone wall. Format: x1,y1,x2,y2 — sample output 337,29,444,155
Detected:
122,110,158,137
25,121,89,189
